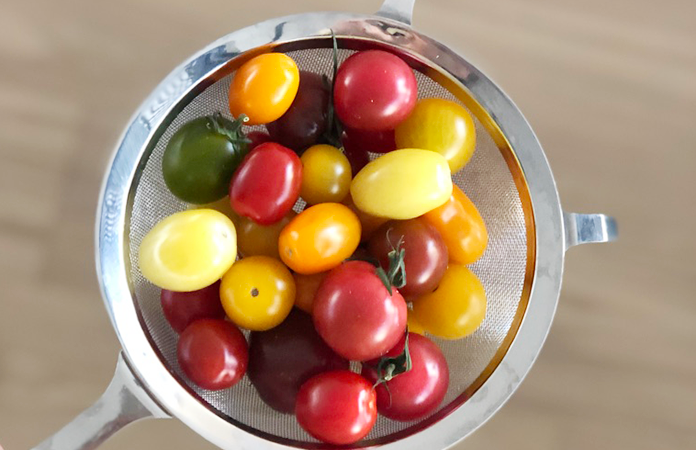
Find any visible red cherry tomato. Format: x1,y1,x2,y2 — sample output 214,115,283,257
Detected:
296,371,377,445
341,133,371,175
246,131,272,149
343,127,397,154
362,333,449,421
266,71,330,153
177,319,248,391
334,50,417,131
313,260,407,361
368,218,448,299
160,281,225,333
248,309,349,413
230,142,302,225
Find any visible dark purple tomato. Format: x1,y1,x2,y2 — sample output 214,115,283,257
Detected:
313,260,407,361
296,371,377,445
161,280,225,333
334,50,417,131
341,130,371,175
266,71,330,153
247,309,349,414
246,131,272,149
230,142,302,225
177,319,248,391
368,218,448,299
343,127,397,154
362,333,449,421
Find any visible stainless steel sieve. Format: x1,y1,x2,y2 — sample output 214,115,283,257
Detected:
34,0,618,449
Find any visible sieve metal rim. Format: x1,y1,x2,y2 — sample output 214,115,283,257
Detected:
96,9,563,450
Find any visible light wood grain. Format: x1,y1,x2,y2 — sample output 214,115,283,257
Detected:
1,0,695,449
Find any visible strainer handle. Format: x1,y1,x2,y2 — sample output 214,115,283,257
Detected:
377,0,416,25
32,353,169,450
564,212,618,250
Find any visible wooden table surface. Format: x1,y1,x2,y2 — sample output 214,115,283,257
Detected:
1,0,694,449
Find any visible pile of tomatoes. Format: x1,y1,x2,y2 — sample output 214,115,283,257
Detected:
138,45,488,445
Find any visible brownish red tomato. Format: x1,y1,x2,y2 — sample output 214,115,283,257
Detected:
160,281,225,333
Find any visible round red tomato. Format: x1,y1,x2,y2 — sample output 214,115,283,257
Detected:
362,333,449,421
247,309,349,413
230,142,302,225
296,371,377,445
313,260,407,361
160,281,225,333
334,50,417,131
368,218,448,299
177,319,248,391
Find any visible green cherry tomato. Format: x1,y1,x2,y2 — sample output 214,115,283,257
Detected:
163,115,249,204
300,144,352,205
395,98,476,173
139,209,237,292
350,149,453,219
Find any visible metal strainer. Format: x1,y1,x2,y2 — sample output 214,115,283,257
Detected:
34,1,617,449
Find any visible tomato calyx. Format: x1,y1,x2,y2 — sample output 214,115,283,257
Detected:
321,30,344,149
375,237,407,294
370,330,413,391
207,112,252,146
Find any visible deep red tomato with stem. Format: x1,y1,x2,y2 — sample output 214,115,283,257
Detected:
296,371,377,445
362,333,449,421
266,71,330,153
177,319,248,391
160,280,225,333
247,309,349,413
334,50,417,131
313,260,407,361
230,142,302,225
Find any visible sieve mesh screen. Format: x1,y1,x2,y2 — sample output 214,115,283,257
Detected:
127,48,527,445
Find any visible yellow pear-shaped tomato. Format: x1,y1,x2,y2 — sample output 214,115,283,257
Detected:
395,98,476,173
138,209,237,291
412,264,486,340
350,149,452,220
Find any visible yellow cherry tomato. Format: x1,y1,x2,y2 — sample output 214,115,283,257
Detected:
423,185,488,264
412,264,486,340
237,211,296,259
300,144,352,205
293,271,327,314
395,98,476,173
228,53,300,125
278,203,361,274
220,256,295,331
350,149,452,220
138,209,237,292
407,311,426,335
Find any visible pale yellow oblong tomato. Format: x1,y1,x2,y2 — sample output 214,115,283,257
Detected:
412,264,486,340
138,209,237,292
350,149,452,220
395,98,476,173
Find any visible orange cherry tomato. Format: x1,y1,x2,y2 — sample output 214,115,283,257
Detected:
278,203,361,274
422,185,488,264
342,193,389,242
237,211,296,259
228,53,300,126
293,271,327,314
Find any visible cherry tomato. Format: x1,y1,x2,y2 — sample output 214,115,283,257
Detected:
341,134,371,175
248,309,349,413
296,371,377,445
177,319,248,391
246,131,272,149
228,53,299,125
161,281,225,333
266,71,329,152
343,127,396,154
139,209,237,292
396,98,476,173
334,50,417,131
412,264,487,339
278,203,361,275
350,149,452,219
362,333,449,421
369,218,448,299
342,193,389,242
220,256,295,331
300,144,351,205
163,115,249,204
230,142,302,225
237,211,295,259
422,185,488,264
190,196,240,227
313,260,407,361
293,271,327,314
